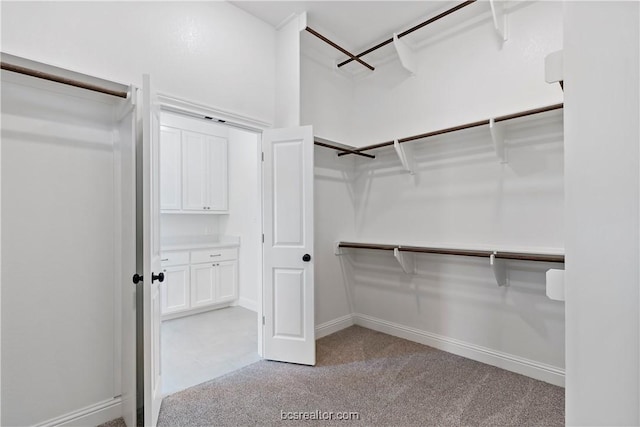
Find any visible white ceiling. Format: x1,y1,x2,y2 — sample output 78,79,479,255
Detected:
230,1,488,72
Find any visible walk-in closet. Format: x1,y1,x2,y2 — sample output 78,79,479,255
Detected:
1,1,639,426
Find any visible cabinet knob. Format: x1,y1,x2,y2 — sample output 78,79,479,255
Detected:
152,272,165,283
302,254,311,262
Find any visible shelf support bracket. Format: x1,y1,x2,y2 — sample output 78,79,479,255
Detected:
489,118,507,163
490,252,508,287
392,33,418,76
394,248,415,274
334,242,344,256
489,0,508,41
545,268,565,301
545,50,564,91
393,139,416,174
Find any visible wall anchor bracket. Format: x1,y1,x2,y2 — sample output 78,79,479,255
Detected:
392,33,418,75
490,118,507,164
489,0,508,42
490,252,508,287
393,139,416,174
394,248,415,274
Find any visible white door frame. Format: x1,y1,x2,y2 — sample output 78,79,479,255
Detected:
155,95,268,359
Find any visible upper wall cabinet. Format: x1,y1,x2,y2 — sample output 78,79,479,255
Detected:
160,112,229,214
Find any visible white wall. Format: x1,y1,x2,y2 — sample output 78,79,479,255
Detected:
0,1,276,125
301,54,354,144
304,1,566,384
314,147,357,328
220,128,262,312
1,74,126,426
564,2,640,424
275,13,304,128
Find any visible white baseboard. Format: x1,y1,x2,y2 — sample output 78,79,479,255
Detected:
238,297,258,313
353,313,565,387
35,397,122,427
315,314,354,339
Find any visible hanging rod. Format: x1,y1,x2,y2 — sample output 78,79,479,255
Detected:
338,0,477,68
338,241,565,263
1,62,129,98
314,140,376,159
305,27,375,71
338,103,564,157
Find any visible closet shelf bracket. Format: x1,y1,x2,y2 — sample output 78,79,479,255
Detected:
545,50,564,91
334,242,344,256
394,248,416,274
489,0,508,42
394,139,416,174
489,118,507,164
392,33,418,76
490,252,508,287
545,269,565,301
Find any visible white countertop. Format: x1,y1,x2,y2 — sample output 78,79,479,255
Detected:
161,235,240,252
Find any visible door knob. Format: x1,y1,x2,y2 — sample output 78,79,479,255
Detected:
152,272,165,283
302,254,311,262
132,273,143,284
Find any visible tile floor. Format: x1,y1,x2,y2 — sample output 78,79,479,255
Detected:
161,306,260,395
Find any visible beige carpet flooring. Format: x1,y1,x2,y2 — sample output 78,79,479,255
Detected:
156,325,564,426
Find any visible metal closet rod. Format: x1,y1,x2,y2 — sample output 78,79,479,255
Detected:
338,242,565,263
1,62,128,98
337,0,477,68
338,103,564,157
305,27,375,71
314,140,376,159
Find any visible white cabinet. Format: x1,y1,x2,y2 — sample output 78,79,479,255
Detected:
160,265,190,314
160,126,182,211
160,246,238,318
159,112,229,214
182,131,228,212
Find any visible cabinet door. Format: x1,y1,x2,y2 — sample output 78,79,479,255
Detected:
216,260,237,303
190,263,216,307
207,136,228,212
182,131,209,212
160,126,182,211
160,265,189,315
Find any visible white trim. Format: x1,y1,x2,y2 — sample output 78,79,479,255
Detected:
353,313,565,387
34,397,122,427
161,301,234,321
238,297,258,313
157,93,272,132
315,314,355,339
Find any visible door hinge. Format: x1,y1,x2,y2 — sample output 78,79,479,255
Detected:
262,233,264,243
261,152,264,162
262,315,265,325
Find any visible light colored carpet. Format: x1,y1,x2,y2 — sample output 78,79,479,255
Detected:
97,417,126,427
158,325,564,426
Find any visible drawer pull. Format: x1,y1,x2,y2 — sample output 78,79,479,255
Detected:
161,258,169,262
210,254,221,257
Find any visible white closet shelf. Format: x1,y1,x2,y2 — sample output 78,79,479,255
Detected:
335,241,565,264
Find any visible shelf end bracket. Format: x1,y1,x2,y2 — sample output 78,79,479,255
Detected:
489,0,508,42
546,268,565,301
490,252,508,287
394,248,415,274
393,139,416,174
490,118,507,164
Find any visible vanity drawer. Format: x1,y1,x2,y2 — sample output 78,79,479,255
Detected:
191,248,237,264
160,251,190,267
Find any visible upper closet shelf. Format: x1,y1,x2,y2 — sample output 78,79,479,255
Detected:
315,103,563,160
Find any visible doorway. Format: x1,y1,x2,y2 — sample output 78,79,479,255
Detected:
156,108,263,396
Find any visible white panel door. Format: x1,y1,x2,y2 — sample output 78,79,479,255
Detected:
160,266,189,315
141,74,163,427
263,125,315,366
190,263,216,307
207,136,228,211
216,260,237,302
182,130,208,211
159,126,181,211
